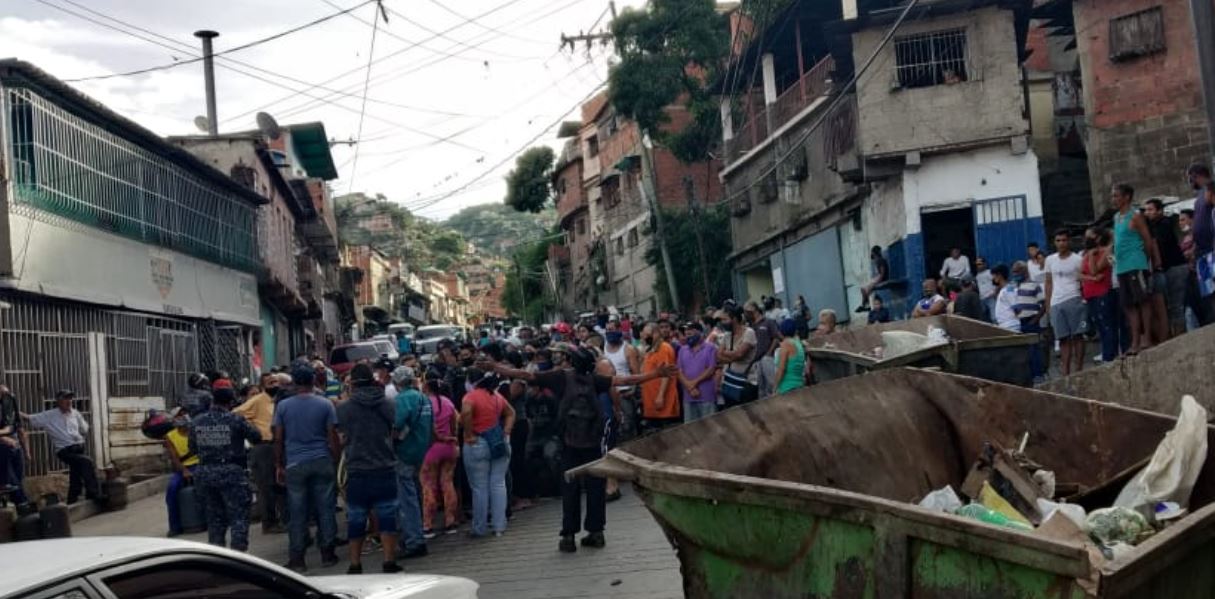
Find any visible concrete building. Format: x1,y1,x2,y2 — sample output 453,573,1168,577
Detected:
0,60,263,481
552,135,592,318
723,0,1043,319
1035,0,1212,215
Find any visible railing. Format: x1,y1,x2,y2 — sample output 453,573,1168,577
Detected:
2,87,260,272
724,55,836,163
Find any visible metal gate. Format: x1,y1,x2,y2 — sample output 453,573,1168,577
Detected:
974,196,1034,269
0,293,202,476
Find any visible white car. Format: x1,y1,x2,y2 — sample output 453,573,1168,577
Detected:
1,537,478,599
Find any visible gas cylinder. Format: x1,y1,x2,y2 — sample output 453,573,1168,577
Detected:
14,503,40,541
178,482,207,533
38,494,71,539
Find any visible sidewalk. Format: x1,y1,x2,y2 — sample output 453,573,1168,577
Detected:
73,488,682,599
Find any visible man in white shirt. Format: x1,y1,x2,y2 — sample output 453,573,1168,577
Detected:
25,390,102,504
939,248,972,287
991,264,1020,332
1044,230,1088,375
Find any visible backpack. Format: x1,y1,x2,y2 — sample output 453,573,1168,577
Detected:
558,370,607,450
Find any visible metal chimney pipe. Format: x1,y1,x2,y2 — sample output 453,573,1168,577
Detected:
194,30,219,136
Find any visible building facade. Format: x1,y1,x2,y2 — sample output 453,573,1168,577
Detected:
0,60,263,480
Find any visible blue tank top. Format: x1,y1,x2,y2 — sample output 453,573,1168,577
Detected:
1113,210,1149,275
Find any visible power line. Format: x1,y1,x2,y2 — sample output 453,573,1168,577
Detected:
720,0,924,207
407,82,608,215
58,0,376,82
49,0,483,120
346,0,384,193
423,0,550,46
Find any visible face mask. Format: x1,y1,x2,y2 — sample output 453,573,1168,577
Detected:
552,333,564,342
922,290,935,298
461,357,474,367
642,336,653,345
1084,237,1098,249
605,331,623,344
687,334,702,346
717,322,731,332
1012,274,1026,283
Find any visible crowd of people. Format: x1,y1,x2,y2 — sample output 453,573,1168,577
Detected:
909,166,1215,382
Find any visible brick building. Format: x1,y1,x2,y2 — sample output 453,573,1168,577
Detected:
1037,0,1212,214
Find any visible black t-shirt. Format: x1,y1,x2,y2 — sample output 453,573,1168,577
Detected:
874,256,890,281
954,289,986,321
1149,215,1186,270
533,369,612,398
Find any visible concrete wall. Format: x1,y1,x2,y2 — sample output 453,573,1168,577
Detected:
902,145,1044,236
1042,324,1215,416
852,5,1027,158
1073,0,1211,213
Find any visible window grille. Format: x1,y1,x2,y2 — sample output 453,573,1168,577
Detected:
894,29,968,89
1109,6,1165,62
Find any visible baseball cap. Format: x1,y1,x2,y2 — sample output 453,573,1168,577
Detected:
374,357,396,371
211,378,234,391
350,363,375,385
55,389,75,400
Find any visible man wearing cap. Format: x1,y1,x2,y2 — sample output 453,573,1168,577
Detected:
190,386,261,551
234,372,283,534
25,390,103,504
391,365,433,559
182,373,213,417
952,275,986,321
274,363,341,572
376,358,399,399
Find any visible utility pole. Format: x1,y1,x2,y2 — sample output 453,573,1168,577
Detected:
684,176,711,304
1192,0,1215,154
514,254,527,324
194,30,219,136
641,132,680,310
559,1,616,51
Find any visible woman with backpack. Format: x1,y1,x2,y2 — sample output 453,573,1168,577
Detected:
420,379,460,539
478,343,676,553
460,370,516,538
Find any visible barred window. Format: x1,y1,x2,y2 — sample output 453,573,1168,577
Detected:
894,29,968,89
1109,6,1165,62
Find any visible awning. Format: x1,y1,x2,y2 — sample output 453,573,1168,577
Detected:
289,123,339,181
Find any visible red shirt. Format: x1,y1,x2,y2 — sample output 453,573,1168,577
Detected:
1081,248,1112,300
463,388,507,435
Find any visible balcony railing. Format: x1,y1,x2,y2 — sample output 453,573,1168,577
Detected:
725,55,836,163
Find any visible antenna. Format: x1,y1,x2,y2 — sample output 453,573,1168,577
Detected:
256,112,282,140
193,115,210,133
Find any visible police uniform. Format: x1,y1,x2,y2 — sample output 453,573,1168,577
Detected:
189,406,261,551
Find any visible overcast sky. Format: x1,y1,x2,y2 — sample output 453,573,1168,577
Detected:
0,0,637,219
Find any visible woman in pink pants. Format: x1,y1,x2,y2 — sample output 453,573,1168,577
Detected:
421,380,460,538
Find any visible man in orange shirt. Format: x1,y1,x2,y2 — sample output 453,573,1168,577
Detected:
639,323,680,433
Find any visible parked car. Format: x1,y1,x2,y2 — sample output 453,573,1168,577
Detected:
0,537,478,599
329,342,383,376
414,324,465,357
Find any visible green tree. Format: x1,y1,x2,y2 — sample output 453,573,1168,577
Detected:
504,146,556,213
502,231,561,324
444,203,556,257
645,204,734,312
609,0,730,163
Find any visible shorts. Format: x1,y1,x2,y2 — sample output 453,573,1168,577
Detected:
1049,297,1089,340
1118,270,1153,309
345,468,399,538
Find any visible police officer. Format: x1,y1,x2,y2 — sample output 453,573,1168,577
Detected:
189,386,261,551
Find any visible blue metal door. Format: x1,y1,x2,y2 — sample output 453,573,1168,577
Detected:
784,227,848,325
973,196,1035,268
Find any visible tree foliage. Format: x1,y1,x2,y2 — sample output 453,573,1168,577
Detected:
504,146,556,213
645,204,734,313
501,230,560,324
334,193,467,273
443,203,556,257
609,0,730,163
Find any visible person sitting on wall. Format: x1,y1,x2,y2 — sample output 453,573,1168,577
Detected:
868,294,891,324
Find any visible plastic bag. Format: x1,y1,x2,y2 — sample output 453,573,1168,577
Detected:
1086,506,1153,546
956,503,1033,531
1115,395,1209,509
1036,498,1087,528
918,485,963,513
978,481,1032,525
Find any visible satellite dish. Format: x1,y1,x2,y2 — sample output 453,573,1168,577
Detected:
256,112,282,140
193,115,210,133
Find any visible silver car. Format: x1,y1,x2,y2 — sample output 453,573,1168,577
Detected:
413,325,464,358
0,537,478,599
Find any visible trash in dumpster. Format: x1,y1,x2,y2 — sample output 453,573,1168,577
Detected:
956,502,1033,531
1037,498,1087,528
1033,469,1056,498
1114,395,1208,511
1086,506,1154,546
960,442,1045,524
978,481,1033,525
917,485,963,513
1154,501,1186,521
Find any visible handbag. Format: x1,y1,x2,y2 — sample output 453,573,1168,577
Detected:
719,331,758,405
1198,251,1215,298
481,424,509,460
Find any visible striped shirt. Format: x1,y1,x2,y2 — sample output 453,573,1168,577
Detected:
1013,281,1044,320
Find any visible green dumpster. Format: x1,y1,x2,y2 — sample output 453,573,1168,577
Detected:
807,315,1037,386
580,369,1215,598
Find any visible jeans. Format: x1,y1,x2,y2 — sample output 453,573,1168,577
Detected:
683,401,716,423
0,442,28,504
755,356,776,400
1165,264,1190,331
1020,319,1044,380
463,437,510,537
166,466,197,534
249,443,282,529
347,468,399,539
508,419,534,500
982,297,997,323
1091,291,1121,362
561,445,606,536
285,457,337,558
57,445,100,503
396,462,426,550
